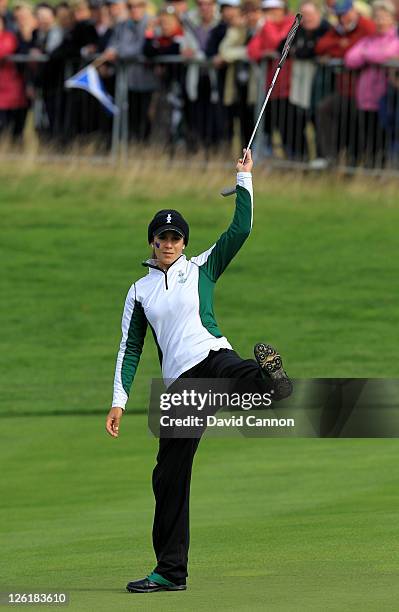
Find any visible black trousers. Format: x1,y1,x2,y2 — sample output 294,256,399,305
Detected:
316,92,359,163
151,348,275,585
356,110,387,168
128,91,152,142
0,108,28,142
185,74,223,152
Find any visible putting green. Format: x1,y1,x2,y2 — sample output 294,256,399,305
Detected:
1,415,399,611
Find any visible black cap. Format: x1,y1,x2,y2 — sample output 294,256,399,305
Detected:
148,209,189,245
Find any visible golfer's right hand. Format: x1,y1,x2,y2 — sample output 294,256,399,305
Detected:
236,148,253,173
106,407,123,438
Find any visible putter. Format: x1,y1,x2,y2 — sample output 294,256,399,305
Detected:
221,13,302,197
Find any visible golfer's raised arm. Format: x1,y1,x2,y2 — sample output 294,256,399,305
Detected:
193,149,253,282
111,283,148,411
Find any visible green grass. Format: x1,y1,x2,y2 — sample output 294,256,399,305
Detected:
1,166,399,415
1,415,399,611
1,164,399,610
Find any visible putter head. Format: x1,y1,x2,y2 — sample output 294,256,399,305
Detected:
220,186,237,197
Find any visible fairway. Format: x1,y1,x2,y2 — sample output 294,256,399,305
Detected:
1,163,399,611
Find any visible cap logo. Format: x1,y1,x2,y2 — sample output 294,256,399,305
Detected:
166,214,172,223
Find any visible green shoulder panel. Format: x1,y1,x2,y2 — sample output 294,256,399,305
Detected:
121,300,148,396
148,320,163,368
201,185,252,282
198,265,223,338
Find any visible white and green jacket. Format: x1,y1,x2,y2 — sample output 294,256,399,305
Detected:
112,172,253,410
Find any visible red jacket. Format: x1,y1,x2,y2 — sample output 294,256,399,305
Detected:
315,15,376,97
247,14,296,100
0,31,28,110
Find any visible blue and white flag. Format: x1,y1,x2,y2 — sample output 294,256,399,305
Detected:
65,65,119,116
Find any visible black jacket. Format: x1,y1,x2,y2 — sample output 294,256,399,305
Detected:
50,20,98,61
205,21,227,58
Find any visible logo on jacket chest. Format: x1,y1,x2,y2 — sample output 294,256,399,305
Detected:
177,271,187,284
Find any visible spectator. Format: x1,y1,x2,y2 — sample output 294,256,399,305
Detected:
103,0,157,141
206,0,241,61
50,0,99,141
181,0,220,151
345,0,399,166
11,2,37,135
379,70,399,164
218,0,263,145
144,6,185,149
286,2,330,61
165,0,189,20
90,0,112,51
143,6,182,56
30,4,64,141
105,0,128,25
205,0,242,147
245,0,264,35
33,4,63,52
55,2,74,33
324,0,371,26
0,14,28,141
0,0,15,31
13,2,37,52
283,0,330,160
247,0,296,158
314,0,375,167
51,0,98,61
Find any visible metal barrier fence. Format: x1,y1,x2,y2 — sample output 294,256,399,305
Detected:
2,54,399,173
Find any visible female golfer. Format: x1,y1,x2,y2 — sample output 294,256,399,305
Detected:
105,149,292,593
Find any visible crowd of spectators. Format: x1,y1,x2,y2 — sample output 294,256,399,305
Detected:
1,0,399,166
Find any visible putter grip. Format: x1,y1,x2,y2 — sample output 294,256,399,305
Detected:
278,13,302,67
220,186,237,197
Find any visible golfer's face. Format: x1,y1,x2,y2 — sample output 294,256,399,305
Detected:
153,231,185,268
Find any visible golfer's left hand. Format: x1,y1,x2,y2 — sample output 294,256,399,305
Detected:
236,148,253,173
106,407,123,438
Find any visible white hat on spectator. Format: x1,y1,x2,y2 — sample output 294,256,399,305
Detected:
261,0,285,8
217,0,241,6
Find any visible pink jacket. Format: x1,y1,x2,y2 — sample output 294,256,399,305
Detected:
345,26,399,111
0,31,28,110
